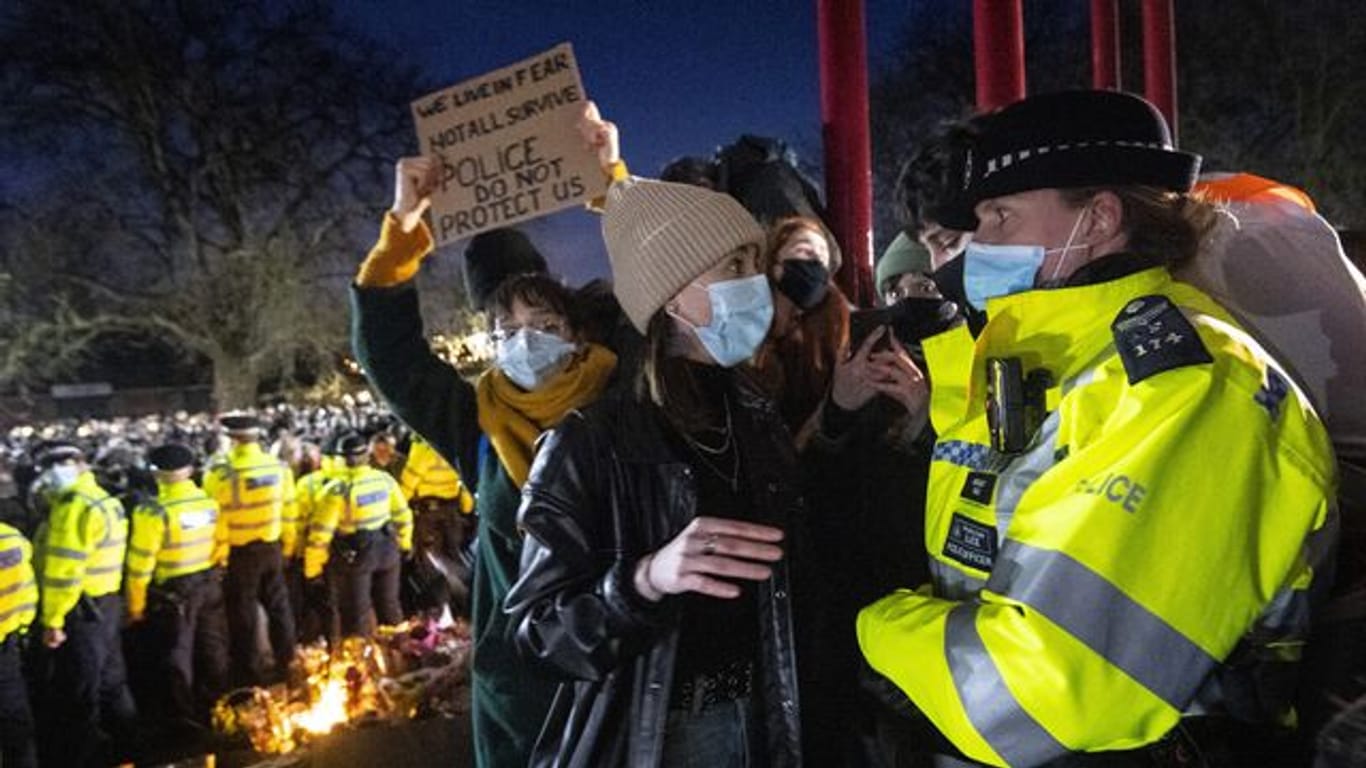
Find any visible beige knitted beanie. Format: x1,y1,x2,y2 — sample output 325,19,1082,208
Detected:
601,177,766,332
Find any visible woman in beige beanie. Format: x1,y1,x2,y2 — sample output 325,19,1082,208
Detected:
503,103,805,767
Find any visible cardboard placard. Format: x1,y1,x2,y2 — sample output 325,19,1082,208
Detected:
411,42,604,246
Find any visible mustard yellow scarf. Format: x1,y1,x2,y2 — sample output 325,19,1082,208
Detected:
475,343,617,488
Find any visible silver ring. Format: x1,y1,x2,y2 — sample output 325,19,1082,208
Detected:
703,535,717,556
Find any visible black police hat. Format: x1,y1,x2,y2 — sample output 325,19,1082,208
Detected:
146,443,196,472
219,413,262,433
334,431,368,457
34,441,84,468
938,90,1202,231
462,228,547,311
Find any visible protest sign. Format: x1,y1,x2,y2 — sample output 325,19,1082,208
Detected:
411,42,604,246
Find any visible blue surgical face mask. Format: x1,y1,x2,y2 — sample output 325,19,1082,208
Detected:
495,328,576,391
963,206,1093,311
962,241,1046,312
40,464,82,494
672,273,774,367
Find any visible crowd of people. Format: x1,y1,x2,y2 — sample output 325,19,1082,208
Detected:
352,90,1362,768
2,86,1365,768
0,401,480,766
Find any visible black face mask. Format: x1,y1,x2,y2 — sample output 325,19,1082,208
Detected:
775,259,830,310
929,256,986,336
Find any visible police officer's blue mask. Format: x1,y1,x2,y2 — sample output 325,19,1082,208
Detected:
962,241,1047,312
495,328,577,391
962,205,1092,311
671,274,774,368
39,464,82,494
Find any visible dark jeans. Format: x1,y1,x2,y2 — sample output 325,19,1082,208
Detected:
661,697,760,768
40,593,137,767
0,635,36,768
148,569,229,723
328,528,401,637
225,540,296,684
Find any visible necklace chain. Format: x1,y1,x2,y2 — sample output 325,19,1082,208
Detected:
683,396,733,455
682,396,739,491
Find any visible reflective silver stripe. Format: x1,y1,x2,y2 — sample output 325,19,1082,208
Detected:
87,564,122,575
0,579,34,598
43,576,81,588
228,520,272,531
126,545,155,559
994,410,1062,537
1257,582,1311,638
987,540,1218,709
930,559,986,601
224,499,277,512
46,546,87,561
0,602,36,623
1059,347,1110,397
163,534,214,551
945,604,1067,766
347,514,389,530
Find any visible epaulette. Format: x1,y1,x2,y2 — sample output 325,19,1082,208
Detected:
1111,295,1213,385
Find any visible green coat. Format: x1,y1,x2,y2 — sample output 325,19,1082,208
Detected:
352,282,557,768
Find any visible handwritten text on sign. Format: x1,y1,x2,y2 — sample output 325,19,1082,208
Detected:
411,43,603,245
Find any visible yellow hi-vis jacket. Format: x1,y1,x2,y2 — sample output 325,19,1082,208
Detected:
203,442,297,554
0,523,38,641
400,438,474,514
304,466,412,578
858,267,1338,767
38,471,128,630
292,458,342,560
124,478,227,620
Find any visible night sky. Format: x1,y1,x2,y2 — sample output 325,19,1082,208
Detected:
334,0,914,284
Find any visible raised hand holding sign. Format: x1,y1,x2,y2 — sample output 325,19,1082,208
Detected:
410,43,606,245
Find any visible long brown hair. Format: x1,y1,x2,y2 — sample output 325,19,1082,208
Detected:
756,217,851,432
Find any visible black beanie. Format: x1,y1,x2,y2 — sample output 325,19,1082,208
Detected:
938,90,1201,231
462,228,548,310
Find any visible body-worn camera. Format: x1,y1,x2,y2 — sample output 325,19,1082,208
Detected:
986,357,1053,454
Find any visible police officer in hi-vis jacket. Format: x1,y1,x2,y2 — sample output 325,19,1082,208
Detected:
857,91,1338,767
203,414,297,685
126,443,230,727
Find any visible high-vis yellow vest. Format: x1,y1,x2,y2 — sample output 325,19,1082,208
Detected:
293,460,342,561
0,523,37,640
304,466,412,578
125,478,227,619
203,442,297,552
400,438,474,514
39,472,128,630
858,267,1337,767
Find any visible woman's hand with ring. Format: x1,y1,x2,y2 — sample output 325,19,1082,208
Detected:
634,517,784,601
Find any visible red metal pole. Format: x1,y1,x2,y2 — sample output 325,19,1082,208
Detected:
973,0,1026,112
1141,0,1178,143
817,0,874,307
1090,0,1120,90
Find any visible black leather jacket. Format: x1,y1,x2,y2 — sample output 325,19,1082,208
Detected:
504,380,805,768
